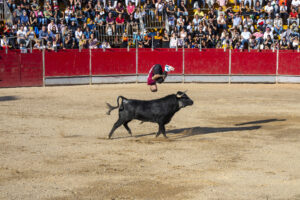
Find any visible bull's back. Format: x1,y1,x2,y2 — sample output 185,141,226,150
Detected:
122,97,178,123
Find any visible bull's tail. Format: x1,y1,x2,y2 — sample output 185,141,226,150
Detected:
106,96,125,115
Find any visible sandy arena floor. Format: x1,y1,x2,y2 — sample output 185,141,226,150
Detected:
0,83,300,200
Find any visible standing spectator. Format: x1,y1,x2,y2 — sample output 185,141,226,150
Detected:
170,32,178,48
162,30,170,48
166,1,176,16
127,1,136,16
153,31,162,48
177,1,188,20
155,0,164,20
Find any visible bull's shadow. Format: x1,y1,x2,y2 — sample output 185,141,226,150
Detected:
133,125,261,139
235,119,286,126
0,96,19,102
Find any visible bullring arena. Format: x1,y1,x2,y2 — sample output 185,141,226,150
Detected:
1,83,300,200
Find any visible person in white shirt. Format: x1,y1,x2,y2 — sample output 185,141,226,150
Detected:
169,32,178,48
263,27,274,40
241,27,251,47
274,13,283,35
17,26,27,45
75,27,83,42
47,19,58,32
264,1,274,17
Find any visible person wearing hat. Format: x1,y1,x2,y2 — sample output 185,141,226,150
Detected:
274,13,283,35
147,64,175,92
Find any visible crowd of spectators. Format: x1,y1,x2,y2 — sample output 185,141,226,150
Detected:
0,0,300,50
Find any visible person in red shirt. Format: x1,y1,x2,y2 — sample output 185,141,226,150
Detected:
288,8,299,26
147,64,175,92
116,13,125,34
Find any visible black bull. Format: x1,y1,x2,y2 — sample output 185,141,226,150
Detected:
106,91,193,139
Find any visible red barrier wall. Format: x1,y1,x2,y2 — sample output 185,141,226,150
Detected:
138,49,183,74
45,49,90,76
185,49,229,74
0,51,42,87
231,50,276,75
278,50,300,75
92,49,136,75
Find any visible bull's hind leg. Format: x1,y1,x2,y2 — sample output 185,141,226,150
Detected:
161,124,168,138
155,125,161,138
123,121,132,136
108,119,124,139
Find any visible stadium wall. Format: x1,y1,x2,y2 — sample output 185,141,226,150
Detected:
1,49,300,87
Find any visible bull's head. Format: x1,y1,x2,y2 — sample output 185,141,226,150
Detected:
176,91,193,108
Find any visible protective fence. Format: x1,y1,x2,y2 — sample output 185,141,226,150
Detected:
1,48,300,88
0,50,43,87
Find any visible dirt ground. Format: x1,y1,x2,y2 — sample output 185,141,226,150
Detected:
0,83,300,200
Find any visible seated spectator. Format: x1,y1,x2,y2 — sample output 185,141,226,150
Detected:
274,13,283,35
89,33,98,49
176,15,185,31
63,34,73,49
26,27,36,47
253,29,264,45
75,27,83,42
115,2,125,16
257,15,266,31
217,6,225,17
17,25,27,46
280,36,290,49
48,20,58,32
266,15,274,29
264,27,274,40
217,13,227,30
79,35,89,49
264,1,274,17
194,7,205,18
0,36,10,49
39,26,48,44
217,0,227,8
279,3,288,22
106,12,115,34
288,8,299,26
20,10,29,26
253,1,263,18
153,31,162,48
232,12,242,32
116,13,125,34
225,7,235,23
241,27,251,48
100,41,112,48
243,15,254,33
127,14,137,34
264,35,273,49
33,40,45,50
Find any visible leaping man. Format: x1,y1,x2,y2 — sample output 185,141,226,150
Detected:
147,64,175,92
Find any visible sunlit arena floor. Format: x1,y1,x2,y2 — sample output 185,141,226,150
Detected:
1,83,300,200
